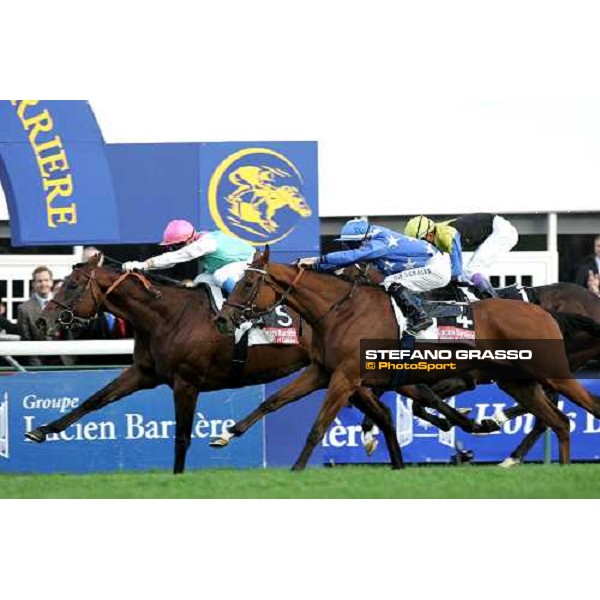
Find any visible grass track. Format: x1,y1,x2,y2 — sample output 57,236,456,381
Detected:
1,464,600,498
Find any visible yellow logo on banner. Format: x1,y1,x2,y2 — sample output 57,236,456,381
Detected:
10,100,78,229
208,147,312,245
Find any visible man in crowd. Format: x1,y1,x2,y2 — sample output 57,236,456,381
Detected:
17,265,74,367
574,235,600,295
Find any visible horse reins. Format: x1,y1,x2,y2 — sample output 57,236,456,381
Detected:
49,268,162,328
222,264,359,327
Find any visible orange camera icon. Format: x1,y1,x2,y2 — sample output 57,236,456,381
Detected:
365,362,376,370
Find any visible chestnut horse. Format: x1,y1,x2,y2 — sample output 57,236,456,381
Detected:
215,247,600,470
358,282,600,463
29,254,407,473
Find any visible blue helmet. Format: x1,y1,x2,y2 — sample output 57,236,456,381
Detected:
336,218,371,242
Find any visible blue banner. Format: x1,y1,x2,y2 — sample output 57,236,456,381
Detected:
0,371,264,473
0,100,120,245
105,141,319,256
1,370,599,473
320,381,600,464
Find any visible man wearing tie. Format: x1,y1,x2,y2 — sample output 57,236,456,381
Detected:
17,266,74,366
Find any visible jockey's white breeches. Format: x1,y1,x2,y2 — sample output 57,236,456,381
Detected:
462,216,519,281
382,252,452,292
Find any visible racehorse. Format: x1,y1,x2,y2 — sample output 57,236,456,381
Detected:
28,255,406,473
214,247,600,470
382,283,600,465
348,272,600,463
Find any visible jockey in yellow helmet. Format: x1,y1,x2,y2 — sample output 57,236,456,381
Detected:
405,213,519,298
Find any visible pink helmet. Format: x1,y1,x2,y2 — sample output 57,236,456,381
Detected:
160,220,199,246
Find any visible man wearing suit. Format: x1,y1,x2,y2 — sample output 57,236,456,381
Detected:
17,266,74,366
574,235,600,294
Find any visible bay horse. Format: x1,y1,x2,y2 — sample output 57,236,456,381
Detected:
28,254,408,473
214,247,600,470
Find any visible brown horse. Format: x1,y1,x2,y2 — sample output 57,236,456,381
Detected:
214,247,600,470
28,254,406,473
392,284,600,465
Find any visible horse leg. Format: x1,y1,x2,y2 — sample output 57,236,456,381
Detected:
360,385,454,458
496,380,571,464
411,402,452,432
499,418,547,468
360,414,378,456
210,364,329,447
292,369,355,471
25,366,156,442
544,378,600,420
172,376,199,475
351,388,404,469
429,375,476,399
499,387,558,468
400,384,490,434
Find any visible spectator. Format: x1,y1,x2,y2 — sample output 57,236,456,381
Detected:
574,235,600,290
17,266,74,367
587,271,600,297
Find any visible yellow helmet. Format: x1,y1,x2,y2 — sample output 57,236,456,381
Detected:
405,216,436,239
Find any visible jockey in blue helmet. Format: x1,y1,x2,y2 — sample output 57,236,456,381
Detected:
298,217,452,334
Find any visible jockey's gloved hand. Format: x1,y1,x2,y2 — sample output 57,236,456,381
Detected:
122,261,147,272
297,257,319,269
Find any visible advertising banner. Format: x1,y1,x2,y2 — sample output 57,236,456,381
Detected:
0,371,264,473
321,381,600,464
0,100,120,245
106,141,319,257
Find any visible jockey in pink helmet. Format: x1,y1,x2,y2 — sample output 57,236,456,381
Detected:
122,219,254,294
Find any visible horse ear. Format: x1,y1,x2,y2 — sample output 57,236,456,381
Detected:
263,245,271,263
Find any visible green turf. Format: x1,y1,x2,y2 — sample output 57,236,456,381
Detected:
1,463,599,498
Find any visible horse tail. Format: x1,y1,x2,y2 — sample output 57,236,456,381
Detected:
548,310,600,341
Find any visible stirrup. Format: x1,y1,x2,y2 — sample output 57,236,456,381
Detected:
405,317,433,335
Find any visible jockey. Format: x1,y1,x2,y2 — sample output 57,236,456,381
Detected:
122,219,254,294
298,218,452,334
405,213,518,298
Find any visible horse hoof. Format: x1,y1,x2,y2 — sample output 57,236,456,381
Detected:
210,429,235,448
364,438,379,456
499,457,521,469
209,437,230,448
25,429,47,443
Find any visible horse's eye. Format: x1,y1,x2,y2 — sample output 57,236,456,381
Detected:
67,280,78,290
244,281,253,289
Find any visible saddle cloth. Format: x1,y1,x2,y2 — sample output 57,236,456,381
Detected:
390,297,477,341
204,283,299,346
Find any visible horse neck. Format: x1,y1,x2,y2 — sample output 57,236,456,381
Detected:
95,273,184,333
267,264,355,325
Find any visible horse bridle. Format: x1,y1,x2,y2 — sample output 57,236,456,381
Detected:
48,268,161,328
220,267,301,329
221,265,359,327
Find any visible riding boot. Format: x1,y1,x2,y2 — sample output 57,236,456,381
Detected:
388,283,433,334
471,273,498,299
